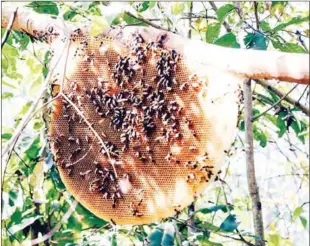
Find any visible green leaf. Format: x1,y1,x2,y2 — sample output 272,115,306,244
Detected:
63,10,78,21
270,2,288,16
148,224,175,246
137,2,151,12
25,135,41,160
149,2,156,8
199,221,221,232
29,161,46,202
219,214,240,232
8,209,23,228
161,226,175,246
290,120,305,144
268,90,280,103
2,92,14,99
271,40,307,53
67,215,83,231
206,23,221,44
111,233,117,246
299,216,307,229
90,16,109,37
293,206,303,219
11,30,30,51
2,133,12,140
260,21,272,32
274,16,309,32
2,189,24,220
148,227,164,246
256,93,276,105
26,1,59,15
244,33,267,50
8,215,42,235
75,203,107,228
50,165,66,191
216,4,234,23
269,233,280,246
239,120,245,131
195,205,234,214
271,1,288,10
214,33,240,48
276,111,287,137
171,2,185,15
253,126,267,147
201,240,223,246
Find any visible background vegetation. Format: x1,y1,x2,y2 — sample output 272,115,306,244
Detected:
1,1,309,246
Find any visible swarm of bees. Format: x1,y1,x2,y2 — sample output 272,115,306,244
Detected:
48,30,239,225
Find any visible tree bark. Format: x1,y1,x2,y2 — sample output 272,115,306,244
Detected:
1,5,309,84
243,79,265,246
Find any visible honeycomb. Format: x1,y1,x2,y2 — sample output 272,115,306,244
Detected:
49,33,241,225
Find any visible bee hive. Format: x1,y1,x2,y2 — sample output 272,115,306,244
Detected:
49,33,241,225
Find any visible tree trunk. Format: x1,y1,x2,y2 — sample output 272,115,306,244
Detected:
243,79,266,246
1,5,309,84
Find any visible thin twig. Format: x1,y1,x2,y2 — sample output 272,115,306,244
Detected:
61,93,119,177
124,11,169,32
30,200,78,245
188,2,193,39
181,13,217,20
252,84,299,121
187,202,196,239
209,1,231,32
243,79,265,246
1,7,18,48
256,80,309,116
264,173,309,181
297,85,309,104
12,149,29,168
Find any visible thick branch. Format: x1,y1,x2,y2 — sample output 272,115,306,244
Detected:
243,79,265,246
2,5,309,84
256,80,309,116
1,5,87,38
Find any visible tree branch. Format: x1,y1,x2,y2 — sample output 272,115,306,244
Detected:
187,203,196,239
253,2,260,30
1,7,18,48
124,11,169,32
188,2,193,38
243,79,266,246
2,5,309,84
256,80,309,117
209,1,232,32
252,83,298,121
30,200,78,245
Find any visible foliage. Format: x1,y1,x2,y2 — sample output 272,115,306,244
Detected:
1,1,309,246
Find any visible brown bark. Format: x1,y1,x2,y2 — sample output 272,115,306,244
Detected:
243,79,265,246
1,5,309,84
